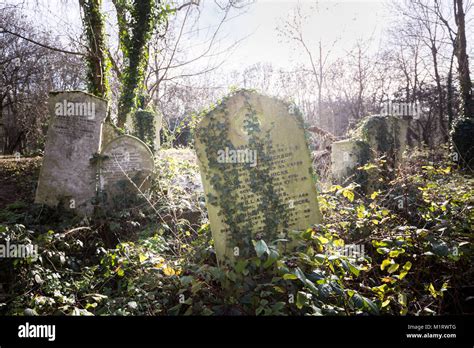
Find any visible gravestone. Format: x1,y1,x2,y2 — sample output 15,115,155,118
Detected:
35,91,107,215
331,115,409,190
195,90,322,263
357,115,409,163
99,135,154,209
331,139,370,183
125,110,163,152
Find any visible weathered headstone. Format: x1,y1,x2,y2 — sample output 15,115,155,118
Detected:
331,139,370,183
35,91,107,215
125,110,162,152
195,90,322,263
357,115,409,163
331,115,409,190
99,135,154,209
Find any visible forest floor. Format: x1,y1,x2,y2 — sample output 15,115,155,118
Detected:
0,148,473,316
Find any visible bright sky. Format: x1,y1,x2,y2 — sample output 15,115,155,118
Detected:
7,0,393,71
208,0,391,71
9,0,473,83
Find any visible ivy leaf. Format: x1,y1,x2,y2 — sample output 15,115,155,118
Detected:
283,273,298,280
139,253,148,263
263,249,279,268
347,262,360,277
342,189,355,202
234,259,248,274
380,259,391,271
370,191,380,199
398,293,407,307
254,240,269,258
389,248,405,258
364,297,379,314
296,291,307,309
402,261,412,271
387,263,399,274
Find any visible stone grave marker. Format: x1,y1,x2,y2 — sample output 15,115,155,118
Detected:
99,135,154,209
195,90,322,263
331,115,409,191
35,91,107,215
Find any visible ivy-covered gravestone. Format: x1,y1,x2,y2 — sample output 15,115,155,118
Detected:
195,90,322,264
35,91,107,215
331,115,409,191
124,109,162,152
99,135,154,210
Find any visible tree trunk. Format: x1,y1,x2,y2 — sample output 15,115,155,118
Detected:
454,0,473,119
447,52,455,128
431,43,447,142
79,0,109,100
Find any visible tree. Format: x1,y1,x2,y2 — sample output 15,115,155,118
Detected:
277,3,338,127
112,0,174,127
451,0,474,169
79,0,110,99
0,8,84,154
452,0,473,120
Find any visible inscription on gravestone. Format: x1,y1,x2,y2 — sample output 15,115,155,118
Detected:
35,91,107,215
195,90,322,263
99,135,154,209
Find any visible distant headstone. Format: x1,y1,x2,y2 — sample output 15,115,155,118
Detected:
195,90,322,263
331,139,370,183
358,115,409,163
35,91,107,215
99,135,154,209
125,110,162,152
331,115,409,191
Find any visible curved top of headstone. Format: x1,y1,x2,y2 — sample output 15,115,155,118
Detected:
195,89,305,135
101,134,155,159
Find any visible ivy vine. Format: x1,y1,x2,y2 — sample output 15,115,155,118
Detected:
114,0,174,127
79,0,111,99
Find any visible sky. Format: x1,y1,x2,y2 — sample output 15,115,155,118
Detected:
204,0,392,71
5,0,474,90
5,0,393,72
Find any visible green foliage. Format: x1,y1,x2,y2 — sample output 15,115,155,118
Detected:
115,0,174,126
133,110,157,152
1,147,472,316
79,0,110,98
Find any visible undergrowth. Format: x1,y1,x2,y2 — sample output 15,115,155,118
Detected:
0,147,472,315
